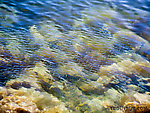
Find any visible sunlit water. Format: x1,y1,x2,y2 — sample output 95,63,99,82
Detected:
0,0,150,112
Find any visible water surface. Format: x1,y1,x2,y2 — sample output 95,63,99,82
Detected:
0,0,150,112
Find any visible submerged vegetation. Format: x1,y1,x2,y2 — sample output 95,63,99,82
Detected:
0,1,150,113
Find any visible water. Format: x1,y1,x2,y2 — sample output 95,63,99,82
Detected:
1,0,150,37
0,0,150,112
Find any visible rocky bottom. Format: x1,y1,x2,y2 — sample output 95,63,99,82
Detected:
0,8,150,112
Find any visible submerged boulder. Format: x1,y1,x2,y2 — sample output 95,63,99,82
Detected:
113,29,150,60
0,92,40,113
119,92,150,113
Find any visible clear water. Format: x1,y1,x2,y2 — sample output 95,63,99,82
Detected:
0,0,150,112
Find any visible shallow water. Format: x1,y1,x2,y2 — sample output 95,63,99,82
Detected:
0,0,150,113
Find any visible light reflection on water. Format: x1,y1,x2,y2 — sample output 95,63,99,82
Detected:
1,0,150,38
0,0,149,85
0,0,150,112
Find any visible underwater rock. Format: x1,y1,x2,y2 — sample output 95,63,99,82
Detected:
0,85,70,113
6,40,22,57
19,61,65,98
1,1,150,112
21,61,55,90
32,61,53,82
98,58,149,77
30,25,48,46
138,45,150,61
60,84,86,113
119,92,150,113
134,63,150,78
0,46,28,86
69,11,117,55
30,22,64,50
58,62,85,77
1,7,149,112
97,58,150,92
103,88,125,113
38,22,63,42
78,98,104,112
30,23,77,61
105,88,124,103
79,5,126,33
97,76,112,86
78,88,124,113
70,19,115,54
0,87,40,113
6,81,31,90
113,29,150,60
111,52,148,63
74,51,114,72
0,96,40,113
124,102,150,113
79,6,120,25
34,46,71,65
78,81,106,95
39,80,64,98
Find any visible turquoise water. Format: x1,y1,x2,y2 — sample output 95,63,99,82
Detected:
0,0,150,112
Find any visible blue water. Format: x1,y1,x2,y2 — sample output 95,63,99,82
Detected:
0,0,150,90
0,0,150,112
1,0,150,31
